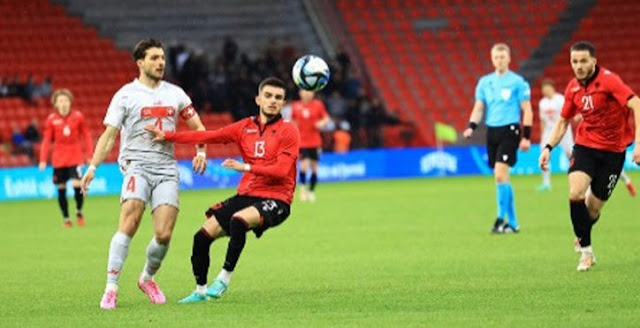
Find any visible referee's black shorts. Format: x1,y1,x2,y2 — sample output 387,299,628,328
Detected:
486,124,520,168
569,144,626,201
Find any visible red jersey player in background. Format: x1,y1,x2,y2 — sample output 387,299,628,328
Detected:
291,89,330,202
39,89,92,228
145,77,300,303
539,41,640,271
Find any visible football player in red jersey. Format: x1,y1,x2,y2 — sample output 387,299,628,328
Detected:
145,77,299,303
291,89,330,202
539,41,640,271
39,89,92,228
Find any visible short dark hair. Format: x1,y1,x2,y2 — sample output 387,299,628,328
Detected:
570,41,596,57
132,38,163,61
258,77,287,97
541,78,554,88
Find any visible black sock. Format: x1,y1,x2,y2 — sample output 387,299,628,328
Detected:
299,171,307,185
310,173,318,191
192,228,215,286
73,187,83,214
223,216,249,272
570,200,591,247
58,188,69,219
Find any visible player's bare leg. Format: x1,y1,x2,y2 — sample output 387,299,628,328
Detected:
100,199,145,309
179,216,227,304
308,159,319,202
206,206,262,299
299,158,310,201
70,178,85,226
57,183,71,228
569,172,598,271
137,205,177,304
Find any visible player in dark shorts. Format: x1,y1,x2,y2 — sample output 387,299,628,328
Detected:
145,77,299,303
539,41,640,271
39,89,92,228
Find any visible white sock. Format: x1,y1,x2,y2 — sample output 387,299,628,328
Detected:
196,285,207,295
142,237,169,281
106,231,131,287
216,269,233,285
580,246,593,253
621,171,631,184
542,171,551,186
106,283,118,293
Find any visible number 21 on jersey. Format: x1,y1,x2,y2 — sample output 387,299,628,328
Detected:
254,141,266,157
581,95,594,111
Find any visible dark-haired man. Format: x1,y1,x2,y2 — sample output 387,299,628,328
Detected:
145,77,300,303
539,41,640,271
81,38,208,309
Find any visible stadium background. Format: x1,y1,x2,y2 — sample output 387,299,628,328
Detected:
1,1,640,327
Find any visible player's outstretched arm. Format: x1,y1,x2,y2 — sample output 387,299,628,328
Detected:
538,118,570,171
627,96,640,165
80,125,119,194
184,115,207,175
145,122,240,145
463,100,484,138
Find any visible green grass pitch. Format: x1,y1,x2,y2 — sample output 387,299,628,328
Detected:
1,173,640,327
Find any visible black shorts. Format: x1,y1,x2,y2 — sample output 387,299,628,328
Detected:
204,194,291,238
53,166,82,184
300,147,321,161
568,144,626,201
486,124,520,168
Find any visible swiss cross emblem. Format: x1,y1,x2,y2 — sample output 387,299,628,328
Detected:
167,108,175,116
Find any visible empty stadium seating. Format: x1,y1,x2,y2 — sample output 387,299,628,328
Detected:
534,0,640,113
0,0,238,167
336,0,566,145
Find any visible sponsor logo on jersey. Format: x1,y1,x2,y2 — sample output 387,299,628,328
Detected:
244,128,258,134
140,106,176,117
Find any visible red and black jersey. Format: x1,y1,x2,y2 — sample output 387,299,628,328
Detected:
561,66,636,152
164,114,300,204
40,110,92,168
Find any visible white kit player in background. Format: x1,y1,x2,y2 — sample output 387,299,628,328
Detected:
537,79,573,191
80,39,209,310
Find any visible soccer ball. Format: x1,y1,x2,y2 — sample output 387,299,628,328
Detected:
292,55,330,92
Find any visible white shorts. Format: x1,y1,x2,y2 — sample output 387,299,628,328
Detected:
542,129,574,156
120,161,179,211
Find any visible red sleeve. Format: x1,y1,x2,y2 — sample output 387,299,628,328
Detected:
80,114,93,161
39,117,53,163
606,73,635,106
251,125,300,178
560,84,578,120
165,120,243,144
318,101,328,118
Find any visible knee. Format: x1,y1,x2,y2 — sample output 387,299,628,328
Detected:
155,231,172,245
568,187,587,201
121,212,142,230
494,173,508,183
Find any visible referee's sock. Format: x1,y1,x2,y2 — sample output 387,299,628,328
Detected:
495,183,509,220
310,173,318,191
505,183,518,228
570,199,591,247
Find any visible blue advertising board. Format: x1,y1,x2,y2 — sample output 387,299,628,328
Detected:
1,145,637,201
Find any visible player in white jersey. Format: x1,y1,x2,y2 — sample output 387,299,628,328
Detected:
537,79,574,191
80,39,208,309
